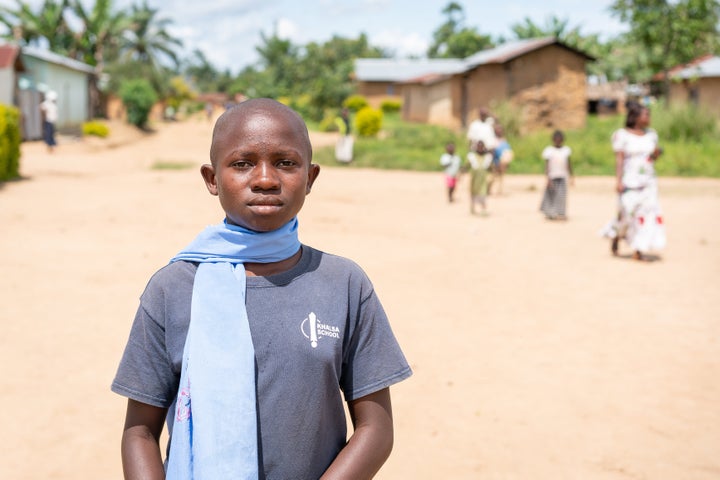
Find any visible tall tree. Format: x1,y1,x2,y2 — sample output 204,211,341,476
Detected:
510,15,583,46
253,30,300,98
298,33,385,118
68,0,130,71
120,0,181,69
428,2,493,58
0,0,74,54
182,49,233,93
610,0,720,93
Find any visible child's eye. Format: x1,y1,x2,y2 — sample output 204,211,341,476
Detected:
278,159,297,167
231,160,252,168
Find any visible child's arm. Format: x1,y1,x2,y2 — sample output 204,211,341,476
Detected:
568,155,574,186
320,388,394,480
121,399,167,480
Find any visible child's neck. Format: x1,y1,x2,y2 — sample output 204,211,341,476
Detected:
244,248,302,277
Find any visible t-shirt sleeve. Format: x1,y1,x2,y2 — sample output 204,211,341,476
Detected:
111,273,182,408
611,129,626,152
339,274,412,401
541,146,551,161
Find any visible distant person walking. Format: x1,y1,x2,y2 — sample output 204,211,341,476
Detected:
601,101,666,260
466,140,492,216
335,108,354,163
540,130,574,220
489,124,513,195
40,91,58,153
439,141,462,203
467,107,497,155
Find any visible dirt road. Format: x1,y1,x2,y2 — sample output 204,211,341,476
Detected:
1,116,719,479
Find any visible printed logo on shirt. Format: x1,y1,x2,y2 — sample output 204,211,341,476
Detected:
300,312,340,348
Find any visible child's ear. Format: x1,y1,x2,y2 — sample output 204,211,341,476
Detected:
306,163,321,194
200,164,218,196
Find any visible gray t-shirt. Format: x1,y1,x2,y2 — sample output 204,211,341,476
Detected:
112,245,412,479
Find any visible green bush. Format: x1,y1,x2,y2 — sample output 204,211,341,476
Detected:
318,109,341,132
119,79,158,128
380,99,402,113
312,111,720,177
652,100,718,143
343,94,369,112
491,100,523,138
82,120,110,138
354,107,383,137
0,103,21,181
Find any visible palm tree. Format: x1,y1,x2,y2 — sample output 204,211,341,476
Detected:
120,0,181,70
68,0,130,71
0,0,74,54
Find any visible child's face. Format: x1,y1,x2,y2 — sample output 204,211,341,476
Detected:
553,135,563,147
446,143,455,154
201,102,320,232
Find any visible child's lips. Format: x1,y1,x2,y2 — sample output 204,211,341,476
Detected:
248,199,283,213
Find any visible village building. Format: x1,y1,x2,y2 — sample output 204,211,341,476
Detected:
0,42,95,139
354,37,594,132
662,54,720,117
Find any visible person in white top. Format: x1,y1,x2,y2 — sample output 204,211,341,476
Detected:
40,91,59,152
601,101,665,260
439,141,462,202
466,107,496,173
539,130,574,220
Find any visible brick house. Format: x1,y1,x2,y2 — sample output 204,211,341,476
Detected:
354,37,594,131
663,55,720,117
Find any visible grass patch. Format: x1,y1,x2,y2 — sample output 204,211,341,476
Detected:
312,111,720,177
151,160,196,170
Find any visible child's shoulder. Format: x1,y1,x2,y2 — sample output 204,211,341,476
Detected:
303,246,369,279
141,260,197,298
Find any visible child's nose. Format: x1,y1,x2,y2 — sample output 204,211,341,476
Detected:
252,162,280,190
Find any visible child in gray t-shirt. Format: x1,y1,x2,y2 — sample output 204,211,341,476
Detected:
112,98,411,479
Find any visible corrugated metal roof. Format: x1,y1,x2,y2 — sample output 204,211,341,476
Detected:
21,46,96,74
670,56,720,79
355,37,593,82
464,37,557,67
354,57,466,82
400,72,453,85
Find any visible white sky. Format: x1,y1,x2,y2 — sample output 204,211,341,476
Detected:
0,0,626,73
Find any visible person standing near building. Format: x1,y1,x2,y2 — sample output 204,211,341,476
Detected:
601,101,666,260
466,107,496,192
40,91,58,153
539,130,574,220
439,141,462,203
335,107,354,163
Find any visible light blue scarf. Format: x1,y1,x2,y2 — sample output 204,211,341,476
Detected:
166,218,301,480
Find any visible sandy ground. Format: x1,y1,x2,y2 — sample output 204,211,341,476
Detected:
1,115,719,480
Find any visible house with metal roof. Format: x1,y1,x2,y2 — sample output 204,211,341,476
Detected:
0,42,95,139
354,37,594,131
665,55,720,117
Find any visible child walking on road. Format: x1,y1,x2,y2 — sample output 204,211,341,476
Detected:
540,130,574,220
467,140,491,216
112,98,412,479
440,141,462,202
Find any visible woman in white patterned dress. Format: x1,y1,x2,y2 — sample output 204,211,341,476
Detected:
602,102,666,260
